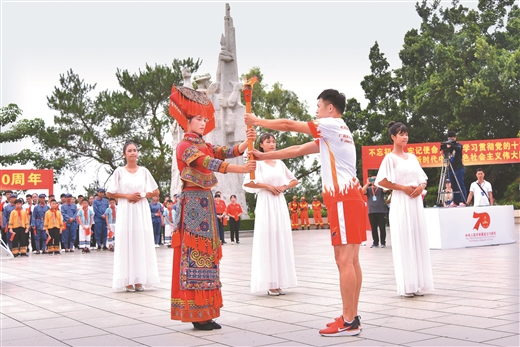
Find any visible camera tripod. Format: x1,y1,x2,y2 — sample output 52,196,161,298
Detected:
436,155,466,207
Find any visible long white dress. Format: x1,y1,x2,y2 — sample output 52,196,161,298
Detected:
108,166,160,289
375,153,434,295
244,160,298,293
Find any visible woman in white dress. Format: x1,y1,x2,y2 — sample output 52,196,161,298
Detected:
107,141,160,292
244,133,299,296
375,121,434,297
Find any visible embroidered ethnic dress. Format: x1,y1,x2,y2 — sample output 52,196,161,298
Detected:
171,133,242,322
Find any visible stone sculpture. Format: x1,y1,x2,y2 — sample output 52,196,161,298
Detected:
171,3,249,216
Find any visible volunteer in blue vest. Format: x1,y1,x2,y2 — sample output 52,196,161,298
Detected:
61,193,78,253
93,188,109,250
31,194,50,254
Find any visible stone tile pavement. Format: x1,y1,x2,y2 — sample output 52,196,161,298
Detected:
1,225,519,346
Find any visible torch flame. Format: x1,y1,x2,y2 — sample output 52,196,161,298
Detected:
243,76,258,89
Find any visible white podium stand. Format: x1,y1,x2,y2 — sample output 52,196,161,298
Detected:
424,205,516,249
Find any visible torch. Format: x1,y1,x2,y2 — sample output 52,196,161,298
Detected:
243,76,258,179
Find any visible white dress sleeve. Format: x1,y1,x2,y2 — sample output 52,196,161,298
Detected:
243,161,263,194
413,154,428,184
143,167,159,193
375,154,395,186
281,161,296,185
107,167,121,194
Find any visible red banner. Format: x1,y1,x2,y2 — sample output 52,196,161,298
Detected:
362,138,520,180
0,169,54,194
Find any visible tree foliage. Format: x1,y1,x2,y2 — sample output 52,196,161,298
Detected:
38,58,202,193
0,104,64,172
241,67,321,214
349,0,520,203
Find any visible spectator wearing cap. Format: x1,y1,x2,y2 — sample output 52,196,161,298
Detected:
1,190,13,240
442,179,453,207
105,198,117,251
59,193,67,209
311,196,325,229
299,197,310,230
8,199,30,257
31,194,50,254
2,193,16,250
446,130,466,205
93,188,109,250
61,194,78,252
44,199,64,255
288,196,300,230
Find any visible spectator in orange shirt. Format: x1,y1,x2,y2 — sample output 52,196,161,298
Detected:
288,196,299,230
299,197,310,230
312,196,324,229
226,195,243,244
8,199,30,257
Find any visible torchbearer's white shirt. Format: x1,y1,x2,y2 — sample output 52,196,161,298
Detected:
307,117,360,203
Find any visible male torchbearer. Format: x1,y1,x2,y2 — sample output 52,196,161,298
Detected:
245,89,366,337
93,188,109,250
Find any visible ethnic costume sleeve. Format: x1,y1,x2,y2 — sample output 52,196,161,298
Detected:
173,135,225,252
176,134,241,189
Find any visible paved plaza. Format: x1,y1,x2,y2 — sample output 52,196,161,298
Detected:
1,225,519,347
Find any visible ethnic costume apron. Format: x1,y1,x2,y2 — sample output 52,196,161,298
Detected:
171,188,222,322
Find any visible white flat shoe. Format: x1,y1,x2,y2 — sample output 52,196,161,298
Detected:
402,293,414,297
414,291,424,296
126,286,135,292
135,286,144,292
277,289,286,295
267,290,280,296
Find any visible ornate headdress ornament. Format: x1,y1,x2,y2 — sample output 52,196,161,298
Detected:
169,85,215,135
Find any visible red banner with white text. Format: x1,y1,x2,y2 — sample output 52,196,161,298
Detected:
362,138,520,181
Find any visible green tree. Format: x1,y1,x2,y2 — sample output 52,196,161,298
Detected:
38,58,202,194
350,0,520,203
0,104,64,172
241,67,321,214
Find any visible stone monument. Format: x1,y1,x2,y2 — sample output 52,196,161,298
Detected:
170,3,249,216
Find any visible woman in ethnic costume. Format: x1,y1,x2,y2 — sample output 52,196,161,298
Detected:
169,85,256,331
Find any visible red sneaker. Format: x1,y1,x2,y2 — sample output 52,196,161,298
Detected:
326,315,362,330
320,316,361,336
